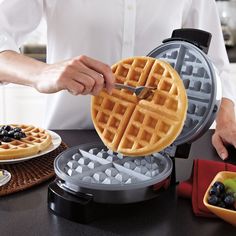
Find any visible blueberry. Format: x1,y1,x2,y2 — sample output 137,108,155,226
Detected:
1,125,12,132
209,187,218,196
219,192,227,200
224,194,235,207
0,130,8,137
213,181,225,194
217,201,226,208
1,136,12,142
208,195,219,206
13,132,22,140
8,130,15,138
0,126,5,130
19,132,26,138
13,127,21,132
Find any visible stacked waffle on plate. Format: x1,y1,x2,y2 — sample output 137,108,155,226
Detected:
0,124,52,160
91,56,188,156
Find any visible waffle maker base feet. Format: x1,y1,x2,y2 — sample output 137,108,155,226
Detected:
48,181,98,223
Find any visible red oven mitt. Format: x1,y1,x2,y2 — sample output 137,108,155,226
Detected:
177,159,236,217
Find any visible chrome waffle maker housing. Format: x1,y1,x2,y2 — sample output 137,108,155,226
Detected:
48,29,222,223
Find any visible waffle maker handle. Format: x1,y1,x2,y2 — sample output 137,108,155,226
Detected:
163,28,212,54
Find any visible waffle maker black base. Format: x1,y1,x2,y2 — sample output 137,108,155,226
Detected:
48,171,174,224
48,180,97,223
48,142,236,224
48,146,184,224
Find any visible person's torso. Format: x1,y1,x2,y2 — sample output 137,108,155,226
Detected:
42,0,190,129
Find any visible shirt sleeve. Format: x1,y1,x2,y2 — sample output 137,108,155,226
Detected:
182,0,236,104
0,0,43,53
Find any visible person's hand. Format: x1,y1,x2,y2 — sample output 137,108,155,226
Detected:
34,55,115,95
212,98,236,160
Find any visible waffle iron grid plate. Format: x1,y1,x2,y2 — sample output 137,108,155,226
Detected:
54,143,172,203
148,41,221,144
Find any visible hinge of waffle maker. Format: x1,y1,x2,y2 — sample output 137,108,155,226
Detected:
163,28,212,54
160,142,192,185
160,143,192,159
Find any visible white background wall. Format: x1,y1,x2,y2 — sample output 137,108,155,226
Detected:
0,85,47,127
0,12,47,126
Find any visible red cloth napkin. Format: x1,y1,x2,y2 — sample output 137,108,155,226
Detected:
177,159,236,217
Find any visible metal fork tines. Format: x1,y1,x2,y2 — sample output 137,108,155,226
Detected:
114,83,156,99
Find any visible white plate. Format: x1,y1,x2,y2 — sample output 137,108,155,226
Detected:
0,169,11,187
0,130,62,164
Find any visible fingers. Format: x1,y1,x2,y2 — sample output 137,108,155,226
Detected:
212,133,228,160
64,62,105,96
46,55,114,96
77,55,115,94
72,63,105,95
66,80,85,96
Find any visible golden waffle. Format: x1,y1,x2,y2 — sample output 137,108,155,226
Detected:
0,124,52,160
91,56,188,156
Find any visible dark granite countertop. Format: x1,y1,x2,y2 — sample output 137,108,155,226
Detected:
0,129,236,236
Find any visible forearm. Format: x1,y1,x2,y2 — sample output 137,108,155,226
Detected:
0,50,46,87
216,98,235,126
0,51,114,95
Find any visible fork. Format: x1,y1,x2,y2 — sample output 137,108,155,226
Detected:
114,83,156,99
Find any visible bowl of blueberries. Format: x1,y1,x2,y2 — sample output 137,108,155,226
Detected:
203,171,236,226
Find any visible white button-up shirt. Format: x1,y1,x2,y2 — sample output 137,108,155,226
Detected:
0,0,234,129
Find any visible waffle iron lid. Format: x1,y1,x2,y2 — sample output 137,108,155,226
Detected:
147,29,220,145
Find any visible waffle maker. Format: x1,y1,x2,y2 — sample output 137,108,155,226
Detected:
48,29,222,223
